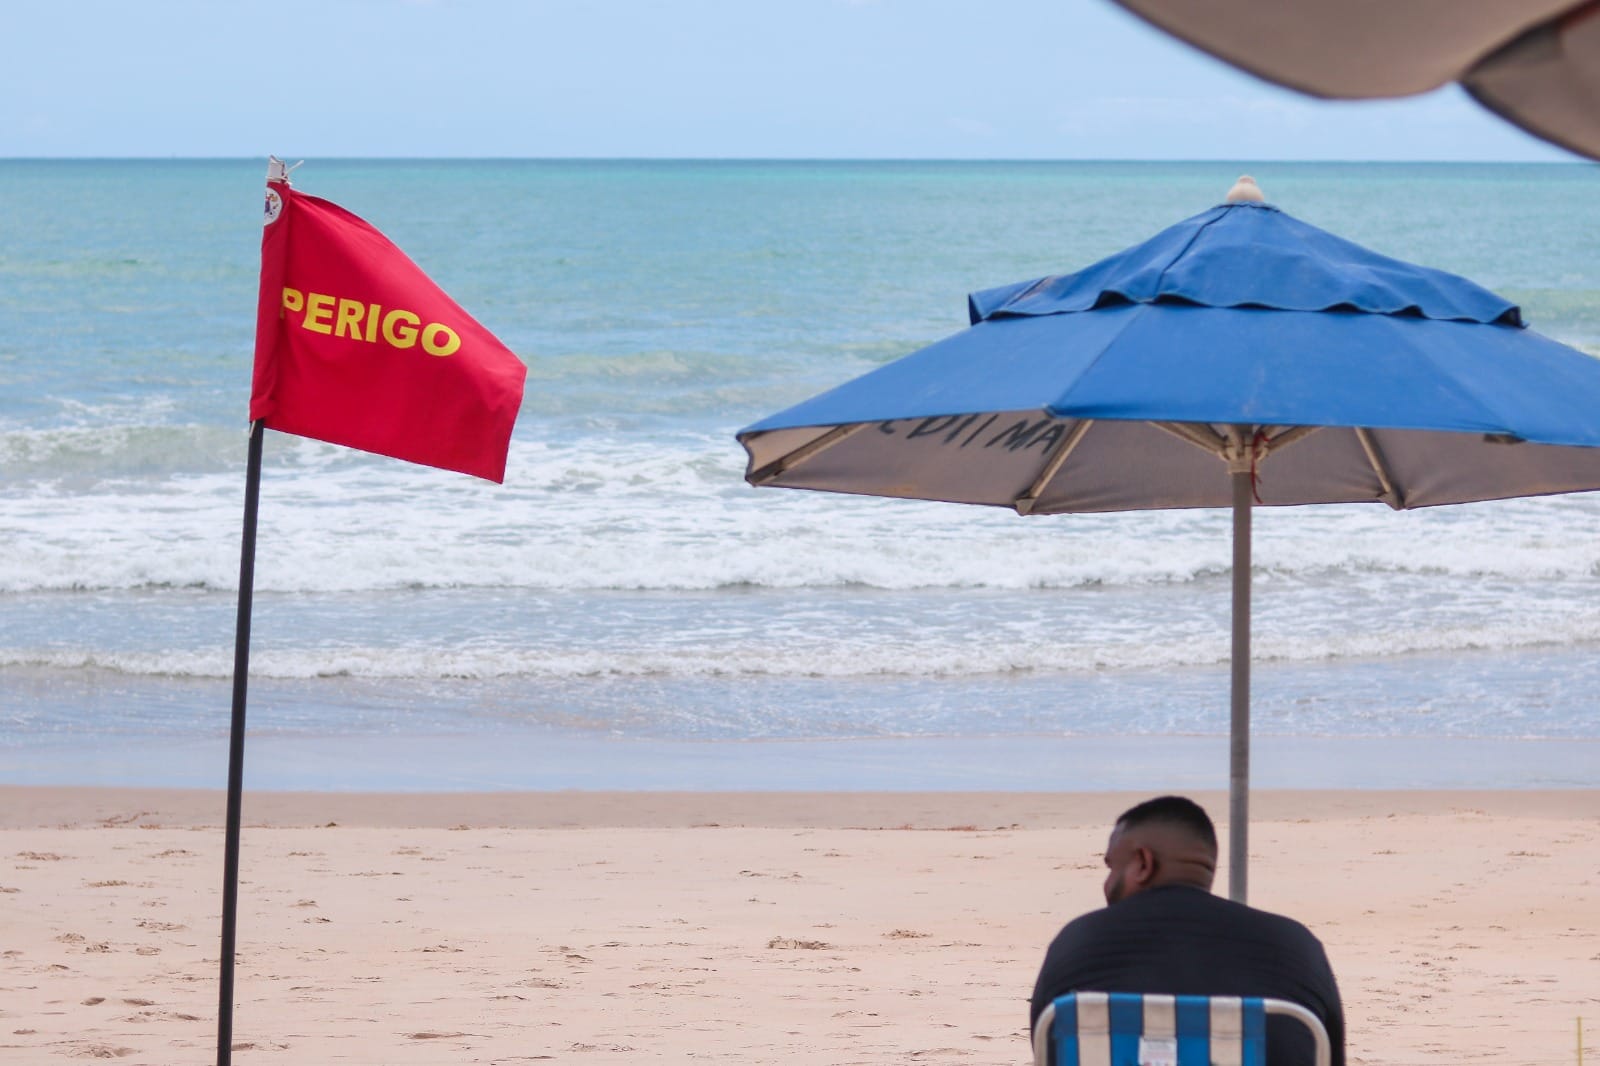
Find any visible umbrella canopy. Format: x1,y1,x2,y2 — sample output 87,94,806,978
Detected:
737,180,1600,901
1108,0,1600,161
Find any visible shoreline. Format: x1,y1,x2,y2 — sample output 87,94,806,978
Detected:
5,784,1597,829
6,732,1597,793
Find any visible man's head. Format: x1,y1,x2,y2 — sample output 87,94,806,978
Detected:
1102,795,1218,904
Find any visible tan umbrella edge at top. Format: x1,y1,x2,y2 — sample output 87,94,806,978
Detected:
1109,0,1575,99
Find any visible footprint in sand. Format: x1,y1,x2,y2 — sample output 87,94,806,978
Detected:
768,937,831,950
67,1043,137,1058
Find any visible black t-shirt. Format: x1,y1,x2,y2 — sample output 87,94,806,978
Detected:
1030,885,1345,1066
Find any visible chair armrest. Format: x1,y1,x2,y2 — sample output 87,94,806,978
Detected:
1262,998,1331,1066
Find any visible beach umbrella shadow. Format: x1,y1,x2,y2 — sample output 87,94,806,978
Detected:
736,178,1600,902
1108,0,1600,161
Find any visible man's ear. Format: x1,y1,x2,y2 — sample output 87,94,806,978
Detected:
1131,844,1158,888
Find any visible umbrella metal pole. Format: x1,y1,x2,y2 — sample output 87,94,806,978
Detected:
217,420,264,1066
1229,469,1252,904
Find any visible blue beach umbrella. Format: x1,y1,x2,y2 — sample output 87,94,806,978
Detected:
737,178,1600,902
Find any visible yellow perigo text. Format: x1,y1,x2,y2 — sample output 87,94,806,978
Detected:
280,287,462,357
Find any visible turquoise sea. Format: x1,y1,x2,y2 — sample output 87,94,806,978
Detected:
2,159,1599,790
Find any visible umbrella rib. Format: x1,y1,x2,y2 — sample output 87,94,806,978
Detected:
1015,419,1094,515
1154,420,1230,459
1355,426,1405,509
747,423,868,485
1260,424,1322,456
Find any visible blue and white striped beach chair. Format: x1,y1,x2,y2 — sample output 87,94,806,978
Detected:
1032,992,1331,1066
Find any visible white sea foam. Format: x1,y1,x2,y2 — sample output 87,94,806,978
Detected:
5,419,1600,707
6,599,1600,681
5,431,1600,596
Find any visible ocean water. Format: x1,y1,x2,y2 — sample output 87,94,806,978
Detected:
3,158,1599,790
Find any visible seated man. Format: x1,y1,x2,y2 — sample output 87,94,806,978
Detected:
1030,795,1345,1066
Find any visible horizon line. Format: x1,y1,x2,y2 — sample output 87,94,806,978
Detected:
0,155,1591,166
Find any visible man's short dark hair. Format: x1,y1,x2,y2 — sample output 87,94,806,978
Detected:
1115,795,1217,852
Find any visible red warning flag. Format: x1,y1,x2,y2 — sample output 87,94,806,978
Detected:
250,173,526,482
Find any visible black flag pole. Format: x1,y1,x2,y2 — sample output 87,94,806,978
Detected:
217,418,265,1066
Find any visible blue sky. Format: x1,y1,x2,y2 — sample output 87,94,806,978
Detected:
1,0,1575,161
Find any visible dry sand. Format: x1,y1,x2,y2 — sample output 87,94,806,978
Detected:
1,787,1595,1064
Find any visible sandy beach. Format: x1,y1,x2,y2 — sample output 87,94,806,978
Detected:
1,787,1596,1064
